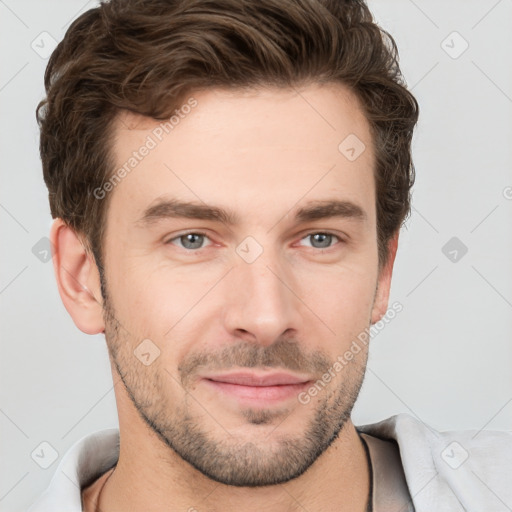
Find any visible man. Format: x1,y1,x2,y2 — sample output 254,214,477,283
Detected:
28,0,511,511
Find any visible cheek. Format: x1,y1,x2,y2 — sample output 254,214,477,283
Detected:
107,259,225,361
297,265,377,340
117,273,188,332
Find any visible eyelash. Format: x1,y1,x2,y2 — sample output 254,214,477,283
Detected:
165,230,344,251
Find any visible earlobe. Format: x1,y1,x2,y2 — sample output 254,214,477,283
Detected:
370,231,399,325
50,219,105,335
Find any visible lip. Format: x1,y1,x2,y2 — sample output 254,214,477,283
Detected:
200,371,313,405
202,371,311,386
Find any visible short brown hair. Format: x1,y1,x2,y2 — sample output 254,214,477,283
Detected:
37,0,418,281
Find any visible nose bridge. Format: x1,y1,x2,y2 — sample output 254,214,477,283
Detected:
223,241,300,344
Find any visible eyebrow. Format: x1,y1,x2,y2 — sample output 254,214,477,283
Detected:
136,197,367,227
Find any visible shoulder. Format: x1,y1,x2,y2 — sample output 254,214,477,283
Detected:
357,414,512,511
27,428,120,512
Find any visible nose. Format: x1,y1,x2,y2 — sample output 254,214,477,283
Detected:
222,246,303,347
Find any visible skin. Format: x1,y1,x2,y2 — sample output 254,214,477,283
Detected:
51,82,398,512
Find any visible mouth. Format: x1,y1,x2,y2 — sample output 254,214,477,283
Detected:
200,370,313,405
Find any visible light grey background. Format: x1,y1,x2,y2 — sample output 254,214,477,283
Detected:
1,0,511,510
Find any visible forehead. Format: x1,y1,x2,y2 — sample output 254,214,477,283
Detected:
116,83,372,146
108,83,376,228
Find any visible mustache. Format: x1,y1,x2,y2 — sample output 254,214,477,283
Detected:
178,338,331,386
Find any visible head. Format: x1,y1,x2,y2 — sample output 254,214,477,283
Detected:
39,0,418,487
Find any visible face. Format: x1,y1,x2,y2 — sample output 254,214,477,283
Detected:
100,83,390,486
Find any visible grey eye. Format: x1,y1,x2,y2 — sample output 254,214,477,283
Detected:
176,233,207,250
303,233,340,249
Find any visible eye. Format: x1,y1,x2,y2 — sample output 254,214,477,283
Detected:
166,232,211,250
299,232,342,249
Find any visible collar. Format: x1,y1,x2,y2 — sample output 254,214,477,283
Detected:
358,431,414,511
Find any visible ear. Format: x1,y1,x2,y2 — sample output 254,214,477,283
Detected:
50,218,105,334
370,231,399,324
